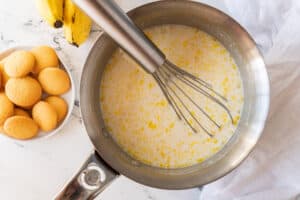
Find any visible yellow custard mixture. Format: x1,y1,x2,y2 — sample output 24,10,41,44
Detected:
100,25,243,168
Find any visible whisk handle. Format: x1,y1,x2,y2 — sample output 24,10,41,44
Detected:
73,0,166,73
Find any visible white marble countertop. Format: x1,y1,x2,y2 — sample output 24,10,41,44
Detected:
0,0,228,199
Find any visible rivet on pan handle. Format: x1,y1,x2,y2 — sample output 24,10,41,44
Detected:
55,153,119,200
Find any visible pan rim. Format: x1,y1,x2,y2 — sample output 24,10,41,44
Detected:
80,0,270,189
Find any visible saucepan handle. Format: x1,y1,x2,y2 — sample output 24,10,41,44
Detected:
55,152,119,200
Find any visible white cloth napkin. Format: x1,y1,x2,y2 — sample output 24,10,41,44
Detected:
201,0,300,199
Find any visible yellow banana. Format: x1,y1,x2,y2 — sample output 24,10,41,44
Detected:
35,0,64,28
63,0,92,47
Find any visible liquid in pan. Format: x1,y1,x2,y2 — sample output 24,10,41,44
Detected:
100,25,244,168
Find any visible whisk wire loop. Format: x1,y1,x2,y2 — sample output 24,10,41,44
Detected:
165,62,234,123
152,60,233,137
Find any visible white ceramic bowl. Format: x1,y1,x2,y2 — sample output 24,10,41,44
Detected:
0,46,75,142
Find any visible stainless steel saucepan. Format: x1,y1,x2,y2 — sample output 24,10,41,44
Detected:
56,1,269,199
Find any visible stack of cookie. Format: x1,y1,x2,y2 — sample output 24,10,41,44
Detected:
0,46,70,140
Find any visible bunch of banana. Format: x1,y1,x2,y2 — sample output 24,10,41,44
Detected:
35,0,92,47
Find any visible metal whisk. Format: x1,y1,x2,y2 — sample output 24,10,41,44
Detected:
153,60,233,136
75,0,233,136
